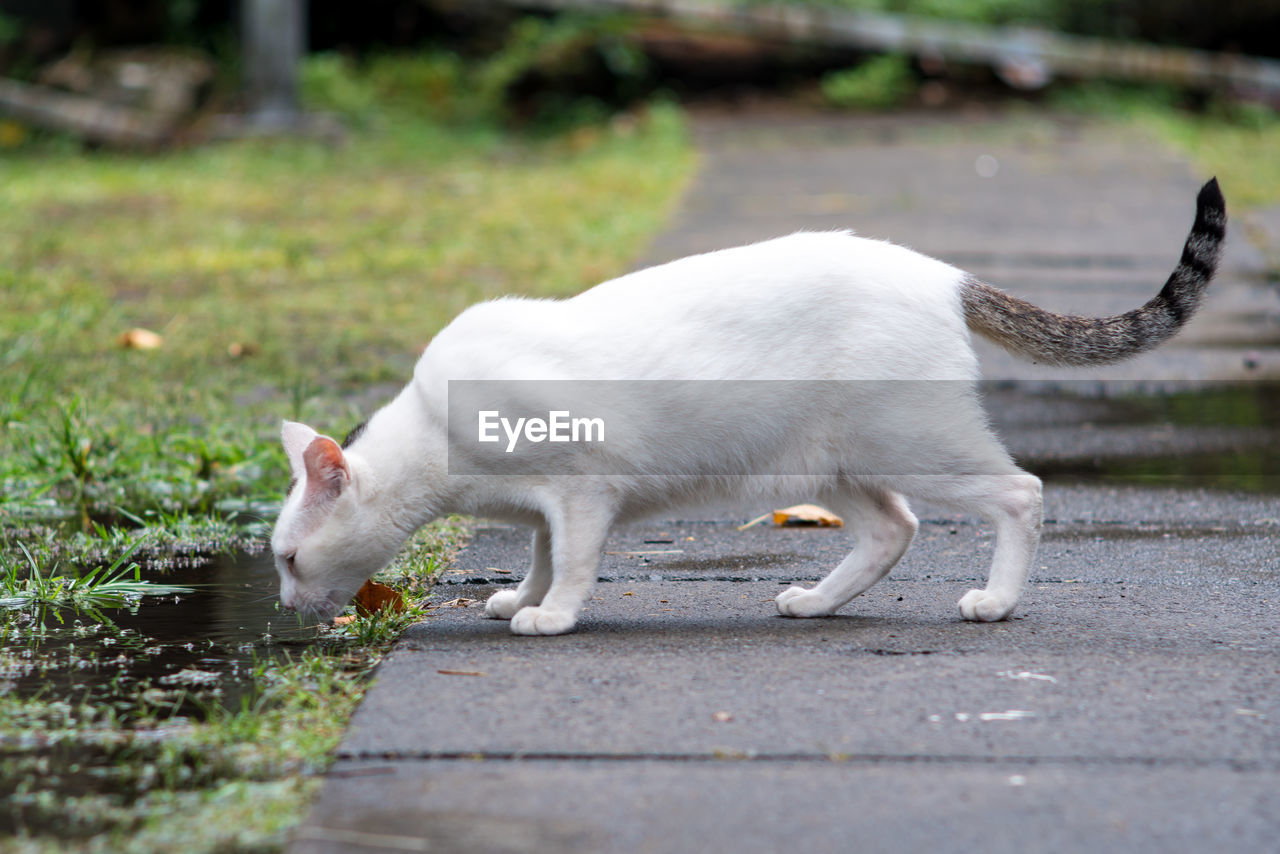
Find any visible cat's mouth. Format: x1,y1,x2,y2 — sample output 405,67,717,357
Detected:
282,589,345,625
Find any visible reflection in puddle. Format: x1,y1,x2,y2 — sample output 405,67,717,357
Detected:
985,381,1280,492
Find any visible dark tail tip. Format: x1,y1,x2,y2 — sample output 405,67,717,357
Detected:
1195,177,1227,235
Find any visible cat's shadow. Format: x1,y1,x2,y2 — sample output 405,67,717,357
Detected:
404,610,968,648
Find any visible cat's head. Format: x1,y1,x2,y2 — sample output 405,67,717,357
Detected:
270,421,403,622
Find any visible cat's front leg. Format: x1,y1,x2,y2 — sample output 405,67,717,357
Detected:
485,527,552,619
508,500,611,636
957,588,1019,622
777,489,918,618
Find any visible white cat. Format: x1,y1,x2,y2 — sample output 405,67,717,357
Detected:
272,180,1224,635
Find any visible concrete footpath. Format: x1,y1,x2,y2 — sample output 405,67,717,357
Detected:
290,109,1280,853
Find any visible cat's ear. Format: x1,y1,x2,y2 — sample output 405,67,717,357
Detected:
282,421,348,500
282,421,318,475
302,434,350,500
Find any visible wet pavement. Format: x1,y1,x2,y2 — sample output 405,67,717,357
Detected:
290,109,1280,853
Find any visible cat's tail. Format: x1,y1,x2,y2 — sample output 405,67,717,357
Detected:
960,178,1226,366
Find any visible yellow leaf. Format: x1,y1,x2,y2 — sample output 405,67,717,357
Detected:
119,328,163,350
227,341,260,358
771,504,843,527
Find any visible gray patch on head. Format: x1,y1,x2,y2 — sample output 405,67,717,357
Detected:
342,420,368,449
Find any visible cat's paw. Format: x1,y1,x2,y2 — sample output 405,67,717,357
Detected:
957,588,1017,622
510,606,578,636
484,590,522,620
776,586,837,618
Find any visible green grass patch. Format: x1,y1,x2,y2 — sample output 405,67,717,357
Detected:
0,538,192,615
821,54,916,110
0,63,693,529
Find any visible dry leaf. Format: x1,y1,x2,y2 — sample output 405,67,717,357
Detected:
120,328,163,350
437,669,487,677
438,597,477,608
353,579,405,616
771,504,843,527
332,615,357,626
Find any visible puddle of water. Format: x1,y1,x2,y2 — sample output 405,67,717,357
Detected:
0,547,342,839
988,381,1280,492
5,548,315,716
1036,453,1280,492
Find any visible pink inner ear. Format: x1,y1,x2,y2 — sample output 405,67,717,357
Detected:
302,436,349,497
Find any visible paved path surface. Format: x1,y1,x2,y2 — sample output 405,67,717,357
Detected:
291,109,1280,853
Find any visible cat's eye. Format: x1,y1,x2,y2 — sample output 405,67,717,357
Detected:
283,553,297,577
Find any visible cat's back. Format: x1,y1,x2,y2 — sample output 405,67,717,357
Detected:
419,232,975,383
585,231,960,308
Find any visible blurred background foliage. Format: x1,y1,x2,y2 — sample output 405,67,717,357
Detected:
2,1,1280,61
0,1,1277,137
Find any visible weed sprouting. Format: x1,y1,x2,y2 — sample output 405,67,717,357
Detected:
0,538,194,616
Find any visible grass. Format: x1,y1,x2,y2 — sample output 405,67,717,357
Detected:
0,51,694,853
2,650,362,851
0,67,692,530
821,54,916,109
0,539,193,614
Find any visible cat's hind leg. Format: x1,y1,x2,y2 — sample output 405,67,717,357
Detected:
903,472,1042,622
777,488,918,618
485,526,552,620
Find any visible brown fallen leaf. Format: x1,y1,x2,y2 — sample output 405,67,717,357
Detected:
738,504,844,530
437,597,478,608
332,615,357,626
772,504,843,527
353,579,405,616
119,328,163,350
437,669,487,677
